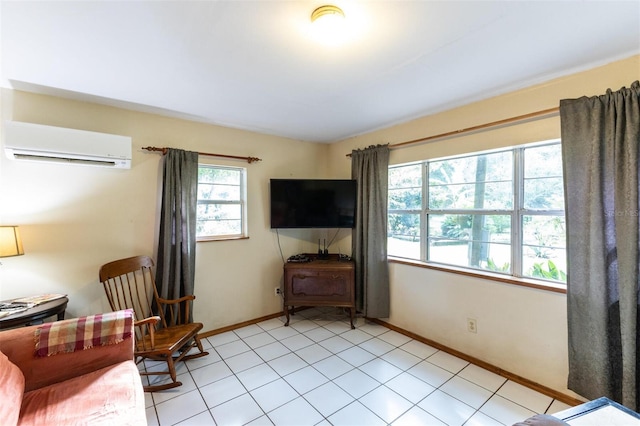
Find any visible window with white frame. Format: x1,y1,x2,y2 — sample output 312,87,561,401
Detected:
388,141,566,284
196,165,247,240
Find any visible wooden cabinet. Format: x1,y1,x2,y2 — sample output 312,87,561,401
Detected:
283,255,355,329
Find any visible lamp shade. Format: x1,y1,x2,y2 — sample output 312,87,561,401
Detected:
0,226,24,257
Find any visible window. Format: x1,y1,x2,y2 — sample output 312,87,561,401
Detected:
197,165,247,240
388,141,566,284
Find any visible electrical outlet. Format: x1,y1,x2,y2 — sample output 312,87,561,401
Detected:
467,318,477,333
274,287,281,296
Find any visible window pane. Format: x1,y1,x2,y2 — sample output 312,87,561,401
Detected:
197,204,242,236
429,181,513,210
524,177,564,210
522,215,566,282
388,213,420,259
198,183,240,201
197,219,241,236
389,187,421,210
199,167,241,185
524,144,563,178
429,151,513,210
389,165,422,210
428,214,511,272
198,204,241,220
523,144,565,210
389,164,421,188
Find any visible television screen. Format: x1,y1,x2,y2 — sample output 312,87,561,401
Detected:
270,179,357,228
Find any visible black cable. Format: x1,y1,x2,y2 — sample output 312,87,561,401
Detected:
276,229,286,264
326,228,341,251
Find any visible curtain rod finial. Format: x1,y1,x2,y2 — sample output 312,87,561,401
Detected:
142,146,167,155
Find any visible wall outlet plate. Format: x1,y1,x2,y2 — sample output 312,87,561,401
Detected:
467,318,478,333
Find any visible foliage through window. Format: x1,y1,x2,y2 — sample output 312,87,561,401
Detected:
388,141,566,284
197,165,247,240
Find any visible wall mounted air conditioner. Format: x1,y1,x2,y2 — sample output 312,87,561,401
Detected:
3,121,132,169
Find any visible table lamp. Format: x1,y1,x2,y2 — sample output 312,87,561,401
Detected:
0,226,24,257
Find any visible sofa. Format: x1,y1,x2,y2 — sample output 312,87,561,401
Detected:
0,309,146,425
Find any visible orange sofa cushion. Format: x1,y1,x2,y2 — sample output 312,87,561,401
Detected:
19,360,144,426
0,350,25,426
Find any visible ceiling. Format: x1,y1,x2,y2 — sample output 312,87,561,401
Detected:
1,1,639,143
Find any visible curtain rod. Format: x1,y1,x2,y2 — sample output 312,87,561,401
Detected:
346,106,559,157
142,146,262,163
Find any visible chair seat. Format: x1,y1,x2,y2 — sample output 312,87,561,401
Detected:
136,322,203,355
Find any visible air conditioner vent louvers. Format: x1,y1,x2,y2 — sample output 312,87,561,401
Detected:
12,153,120,167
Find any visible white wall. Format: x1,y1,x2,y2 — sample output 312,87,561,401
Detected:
329,55,639,398
0,89,333,330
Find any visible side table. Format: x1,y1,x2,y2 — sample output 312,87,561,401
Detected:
0,297,69,330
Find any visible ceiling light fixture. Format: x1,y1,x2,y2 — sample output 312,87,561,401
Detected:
311,5,345,23
310,5,346,45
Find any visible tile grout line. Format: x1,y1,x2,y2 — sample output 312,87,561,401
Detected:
149,311,560,426
174,319,427,423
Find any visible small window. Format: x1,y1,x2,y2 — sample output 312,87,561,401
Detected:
197,165,247,240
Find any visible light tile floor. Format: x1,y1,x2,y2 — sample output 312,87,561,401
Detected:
144,307,572,426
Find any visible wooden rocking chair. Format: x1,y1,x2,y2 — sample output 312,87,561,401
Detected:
99,255,209,392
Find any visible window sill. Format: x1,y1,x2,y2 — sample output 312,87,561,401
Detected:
388,256,567,294
197,236,249,243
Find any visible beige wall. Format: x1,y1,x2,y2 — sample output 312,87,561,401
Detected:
0,89,335,329
329,55,639,398
1,55,637,400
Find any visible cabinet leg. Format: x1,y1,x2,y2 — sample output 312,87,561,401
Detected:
284,306,290,326
349,308,355,329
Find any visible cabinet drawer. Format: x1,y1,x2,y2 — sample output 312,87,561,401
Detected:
289,271,352,302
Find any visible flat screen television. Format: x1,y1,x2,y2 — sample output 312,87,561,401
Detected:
270,179,357,229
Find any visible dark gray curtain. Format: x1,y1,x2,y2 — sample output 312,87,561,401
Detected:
156,148,199,322
560,81,640,410
351,144,390,318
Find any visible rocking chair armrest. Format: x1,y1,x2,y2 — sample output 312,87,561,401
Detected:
134,316,161,328
156,295,196,305
134,316,161,350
